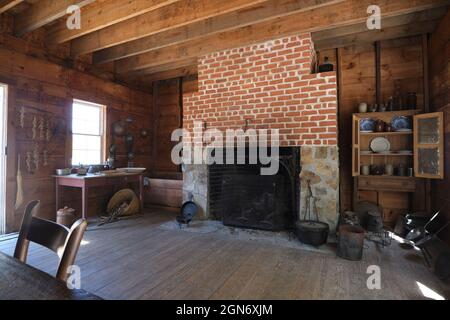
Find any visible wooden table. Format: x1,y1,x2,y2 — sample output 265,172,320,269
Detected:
0,252,100,300
54,172,144,219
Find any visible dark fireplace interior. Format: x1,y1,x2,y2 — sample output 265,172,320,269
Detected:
208,147,301,231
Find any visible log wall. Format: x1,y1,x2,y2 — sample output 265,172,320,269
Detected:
0,32,152,232
430,11,450,245
329,36,427,216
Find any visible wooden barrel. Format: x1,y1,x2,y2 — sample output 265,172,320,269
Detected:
337,224,365,261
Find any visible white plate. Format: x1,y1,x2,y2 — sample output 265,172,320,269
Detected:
370,137,391,153
360,130,374,133
396,128,412,132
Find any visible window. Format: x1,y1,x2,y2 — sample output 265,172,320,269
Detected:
72,100,105,166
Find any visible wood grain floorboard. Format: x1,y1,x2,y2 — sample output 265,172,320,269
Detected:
136,235,231,299
1,209,448,300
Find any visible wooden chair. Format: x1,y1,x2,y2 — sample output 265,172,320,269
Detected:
14,200,88,282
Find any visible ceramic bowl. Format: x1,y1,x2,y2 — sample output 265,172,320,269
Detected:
360,118,375,132
391,116,412,131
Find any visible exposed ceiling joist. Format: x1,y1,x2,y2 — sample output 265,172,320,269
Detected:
150,65,198,82
0,0,25,14
115,0,450,73
314,20,440,50
93,0,344,64
128,58,199,78
68,0,269,56
14,0,95,36
131,65,198,84
45,0,181,45
312,6,448,43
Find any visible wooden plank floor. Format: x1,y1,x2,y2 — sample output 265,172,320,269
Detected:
1,209,449,300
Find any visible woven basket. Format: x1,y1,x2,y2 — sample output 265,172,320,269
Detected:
107,189,140,216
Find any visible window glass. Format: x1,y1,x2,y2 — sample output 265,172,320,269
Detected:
72,100,105,166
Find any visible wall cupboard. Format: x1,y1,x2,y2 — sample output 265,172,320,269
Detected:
352,110,444,225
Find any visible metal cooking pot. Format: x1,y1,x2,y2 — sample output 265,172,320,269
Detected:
295,220,329,246
176,195,198,226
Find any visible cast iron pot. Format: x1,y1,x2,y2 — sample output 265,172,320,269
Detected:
176,199,198,226
295,221,329,246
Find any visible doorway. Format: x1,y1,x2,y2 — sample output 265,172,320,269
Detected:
0,84,7,235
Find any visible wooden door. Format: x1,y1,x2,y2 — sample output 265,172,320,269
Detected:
414,112,444,179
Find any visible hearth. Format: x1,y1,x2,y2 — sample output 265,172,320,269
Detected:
208,147,300,231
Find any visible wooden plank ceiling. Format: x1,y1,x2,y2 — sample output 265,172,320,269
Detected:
1,0,449,88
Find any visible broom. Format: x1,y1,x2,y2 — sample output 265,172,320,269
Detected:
14,154,24,210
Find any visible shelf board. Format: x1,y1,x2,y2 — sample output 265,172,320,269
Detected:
358,175,415,180
354,109,422,117
361,153,413,156
360,131,412,136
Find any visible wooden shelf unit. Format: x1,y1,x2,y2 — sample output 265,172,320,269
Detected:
353,110,419,178
352,109,444,225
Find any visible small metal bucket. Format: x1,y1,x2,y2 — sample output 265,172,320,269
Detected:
337,224,365,261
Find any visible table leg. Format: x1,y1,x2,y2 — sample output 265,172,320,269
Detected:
55,180,61,214
139,175,144,211
82,186,88,220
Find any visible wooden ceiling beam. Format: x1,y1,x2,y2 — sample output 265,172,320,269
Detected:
123,65,198,86
14,0,95,36
0,0,25,14
93,0,344,64
314,20,441,50
312,6,448,43
45,0,181,45
128,58,199,78
115,0,450,73
69,0,269,56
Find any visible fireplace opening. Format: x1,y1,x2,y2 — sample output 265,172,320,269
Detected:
208,147,300,231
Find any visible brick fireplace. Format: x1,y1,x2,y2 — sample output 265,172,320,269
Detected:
182,33,339,231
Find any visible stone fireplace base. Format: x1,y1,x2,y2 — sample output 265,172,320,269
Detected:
300,146,339,231
182,163,208,219
182,145,339,232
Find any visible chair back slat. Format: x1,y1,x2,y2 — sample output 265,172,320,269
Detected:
14,201,87,282
27,217,69,256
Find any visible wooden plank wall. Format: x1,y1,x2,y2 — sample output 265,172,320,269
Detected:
430,10,450,245
144,179,183,209
151,78,182,176
335,44,376,212
146,75,198,209
325,36,427,216
0,30,152,232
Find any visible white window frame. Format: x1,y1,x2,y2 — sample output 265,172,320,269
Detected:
0,84,8,235
71,99,106,166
